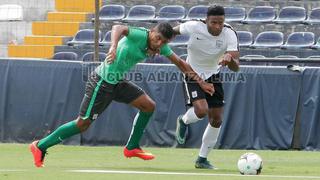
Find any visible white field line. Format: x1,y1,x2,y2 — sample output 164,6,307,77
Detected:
68,169,320,179
0,169,26,172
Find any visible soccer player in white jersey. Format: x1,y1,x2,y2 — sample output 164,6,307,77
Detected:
173,5,240,169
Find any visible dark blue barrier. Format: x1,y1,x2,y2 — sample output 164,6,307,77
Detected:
0,58,319,150
299,68,320,150
218,67,302,150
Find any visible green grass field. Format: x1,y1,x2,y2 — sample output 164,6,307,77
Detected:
1,143,320,180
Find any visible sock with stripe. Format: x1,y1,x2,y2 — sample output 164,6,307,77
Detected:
126,111,153,150
37,120,81,152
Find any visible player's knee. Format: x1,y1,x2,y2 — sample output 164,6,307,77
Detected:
76,117,92,132
209,115,222,128
194,107,208,119
140,99,156,112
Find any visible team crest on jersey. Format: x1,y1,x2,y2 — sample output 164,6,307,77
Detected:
192,91,198,98
216,40,223,48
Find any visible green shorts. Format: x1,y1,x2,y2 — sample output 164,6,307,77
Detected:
79,72,144,121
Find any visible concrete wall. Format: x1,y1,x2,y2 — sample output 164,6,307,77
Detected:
0,0,55,57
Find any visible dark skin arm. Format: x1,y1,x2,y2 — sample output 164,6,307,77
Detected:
218,51,240,72
106,25,129,64
167,53,215,96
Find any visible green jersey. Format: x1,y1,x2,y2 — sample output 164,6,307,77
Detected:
96,27,173,84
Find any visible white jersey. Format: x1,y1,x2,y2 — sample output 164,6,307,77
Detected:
180,20,239,79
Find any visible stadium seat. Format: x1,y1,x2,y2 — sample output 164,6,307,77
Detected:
241,55,266,59
82,52,107,62
67,29,102,46
307,55,320,59
100,31,111,46
237,31,253,48
0,4,23,21
52,52,79,60
311,37,320,49
242,6,276,24
281,32,315,49
274,6,306,24
155,5,186,21
123,5,155,22
250,31,283,48
96,5,125,22
145,55,171,64
184,5,209,21
169,34,189,47
224,7,246,22
274,55,299,59
304,8,320,24
179,54,187,60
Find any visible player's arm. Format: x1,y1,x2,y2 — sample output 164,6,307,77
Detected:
106,25,129,64
218,27,240,72
167,53,214,96
219,51,240,72
172,25,181,35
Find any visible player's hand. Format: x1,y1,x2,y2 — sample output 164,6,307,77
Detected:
106,46,117,64
218,53,233,66
199,82,215,96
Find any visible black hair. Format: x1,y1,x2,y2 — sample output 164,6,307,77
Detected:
207,5,225,17
154,22,174,39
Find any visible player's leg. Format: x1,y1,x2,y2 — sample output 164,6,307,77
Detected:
30,72,114,167
195,107,223,169
195,76,224,169
113,80,155,160
176,77,208,144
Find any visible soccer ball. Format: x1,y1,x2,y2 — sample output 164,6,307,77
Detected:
237,152,263,175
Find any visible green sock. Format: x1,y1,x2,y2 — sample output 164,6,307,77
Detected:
37,120,81,152
126,111,153,150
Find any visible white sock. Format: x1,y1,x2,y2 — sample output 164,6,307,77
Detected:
182,107,202,124
199,123,221,158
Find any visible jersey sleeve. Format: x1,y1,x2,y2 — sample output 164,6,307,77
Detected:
179,21,198,35
127,26,147,42
160,44,173,57
226,29,239,51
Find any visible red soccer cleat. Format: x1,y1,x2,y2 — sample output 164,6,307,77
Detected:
123,147,155,160
29,140,46,167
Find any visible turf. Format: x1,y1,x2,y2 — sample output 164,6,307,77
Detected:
0,143,320,180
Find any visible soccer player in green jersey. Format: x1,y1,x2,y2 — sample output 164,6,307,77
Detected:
30,22,214,167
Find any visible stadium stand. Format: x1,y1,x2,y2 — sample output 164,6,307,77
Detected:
96,5,126,22
224,7,246,23
305,7,320,25
82,51,107,62
274,6,306,24
242,6,276,24
275,55,299,59
311,37,320,49
3,1,320,60
281,32,315,49
307,55,320,59
52,51,79,60
67,29,102,46
179,54,187,60
241,54,266,59
184,5,209,21
145,55,171,63
250,31,283,48
0,4,23,21
237,31,253,48
169,34,189,47
8,0,102,58
100,30,111,46
154,5,186,22
122,5,156,22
